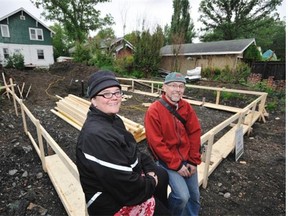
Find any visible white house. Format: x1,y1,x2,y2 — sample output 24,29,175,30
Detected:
0,7,54,68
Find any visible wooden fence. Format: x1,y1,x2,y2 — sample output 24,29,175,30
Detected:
1,76,87,216
118,78,268,188
251,61,286,80
1,74,269,215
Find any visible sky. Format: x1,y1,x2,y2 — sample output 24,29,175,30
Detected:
0,0,286,42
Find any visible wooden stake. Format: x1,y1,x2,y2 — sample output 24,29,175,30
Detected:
25,84,32,99
2,72,10,99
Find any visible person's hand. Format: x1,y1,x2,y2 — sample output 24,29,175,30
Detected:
177,165,190,177
186,164,197,177
147,172,158,186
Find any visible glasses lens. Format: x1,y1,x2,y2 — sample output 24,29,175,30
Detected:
167,84,185,89
103,92,113,98
114,91,121,97
101,91,123,99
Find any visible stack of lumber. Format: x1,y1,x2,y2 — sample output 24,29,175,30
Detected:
51,94,146,142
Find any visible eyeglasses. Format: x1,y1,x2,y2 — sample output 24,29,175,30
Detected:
97,90,123,99
166,83,185,90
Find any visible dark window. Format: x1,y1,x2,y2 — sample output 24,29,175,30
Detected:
29,28,44,41
3,48,9,59
37,49,44,59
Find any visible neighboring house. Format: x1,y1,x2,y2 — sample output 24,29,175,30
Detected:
100,37,134,59
69,37,134,59
160,38,256,74
0,7,54,68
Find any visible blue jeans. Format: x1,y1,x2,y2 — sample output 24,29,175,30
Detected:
158,162,200,216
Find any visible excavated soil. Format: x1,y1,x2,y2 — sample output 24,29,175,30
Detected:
0,62,285,215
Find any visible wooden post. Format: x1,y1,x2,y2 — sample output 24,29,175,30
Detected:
17,85,23,99
131,80,135,91
151,83,154,94
2,72,10,99
81,80,84,97
237,112,245,127
25,84,32,99
9,78,18,116
258,94,268,123
20,99,28,134
216,90,220,105
247,103,257,135
21,82,25,95
202,133,214,189
36,119,47,172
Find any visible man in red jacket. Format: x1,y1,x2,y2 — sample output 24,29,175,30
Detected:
144,72,202,216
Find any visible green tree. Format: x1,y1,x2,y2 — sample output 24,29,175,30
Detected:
90,27,116,55
163,24,171,45
50,23,71,60
124,31,140,47
199,0,283,41
169,0,196,44
95,28,116,40
72,42,91,65
31,0,114,43
249,18,286,61
87,28,116,67
243,44,262,64
134,26,165,78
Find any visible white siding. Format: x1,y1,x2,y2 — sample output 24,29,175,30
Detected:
0,43,54,68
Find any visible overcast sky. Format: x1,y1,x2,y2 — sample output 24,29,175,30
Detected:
0,0,286,42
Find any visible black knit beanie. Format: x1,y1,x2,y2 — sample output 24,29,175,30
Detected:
87,70,121,99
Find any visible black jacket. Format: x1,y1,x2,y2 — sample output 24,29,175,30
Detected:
76,105,156,215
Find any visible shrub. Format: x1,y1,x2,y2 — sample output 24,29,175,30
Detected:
202,63,251,84
72,43,91,64
5,53,24,70
114,56,134,75
89,52,113,68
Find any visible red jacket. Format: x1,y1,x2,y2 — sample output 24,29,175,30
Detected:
144,95,202,171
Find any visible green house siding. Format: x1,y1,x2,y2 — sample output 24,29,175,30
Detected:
0,11,52,45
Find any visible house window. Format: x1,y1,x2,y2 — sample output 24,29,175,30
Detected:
1,25,10,37
37,49,44,59
29,28,44,41
3,48,9,59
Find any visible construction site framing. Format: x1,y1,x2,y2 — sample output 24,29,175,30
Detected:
1,74,268,216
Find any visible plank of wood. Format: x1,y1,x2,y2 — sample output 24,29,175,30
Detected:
202,102,243,113
133,90,160,97
142,103,151,107
56,102,86,125
45,154,87,216
121,84,132,91
51,109,82,130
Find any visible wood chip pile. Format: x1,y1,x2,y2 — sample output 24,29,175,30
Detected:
51,94,146,142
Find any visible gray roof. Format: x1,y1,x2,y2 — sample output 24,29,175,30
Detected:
160,38,256,56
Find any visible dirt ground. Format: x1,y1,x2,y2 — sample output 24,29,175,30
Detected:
0,62,285,216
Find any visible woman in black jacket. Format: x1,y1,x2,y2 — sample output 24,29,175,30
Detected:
76,70,170,215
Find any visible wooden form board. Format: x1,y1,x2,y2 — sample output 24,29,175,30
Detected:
45,154,87,216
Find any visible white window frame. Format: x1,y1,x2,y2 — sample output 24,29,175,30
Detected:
37,49,44,59
29,28,44,41
1,24,10,37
